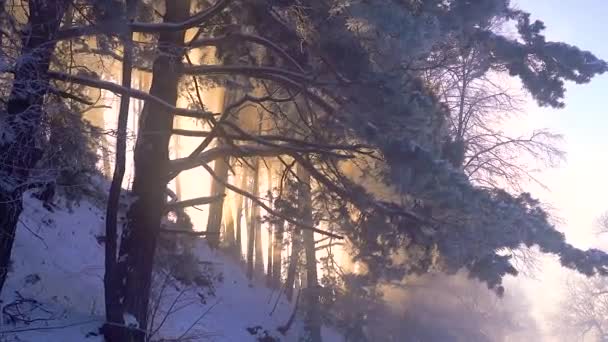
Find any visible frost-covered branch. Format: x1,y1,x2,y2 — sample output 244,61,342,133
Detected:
200,162,343,239
55,0,232,40
47,71,216,119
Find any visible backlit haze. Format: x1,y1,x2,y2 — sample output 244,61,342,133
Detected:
508,0,608,337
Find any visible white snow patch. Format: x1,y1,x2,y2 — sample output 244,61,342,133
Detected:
123,313,139,329
0,189,343,341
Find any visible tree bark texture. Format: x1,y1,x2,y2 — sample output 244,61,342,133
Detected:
205,83,243,248
0,0,69,294
252,157,264,276
111,1,190,341
269,165,284,288
285,226,301,302
104,0,135,338
235,167,247,259
246,165,255,280
205,155,229,248
272,219,284,288
298,164,322,342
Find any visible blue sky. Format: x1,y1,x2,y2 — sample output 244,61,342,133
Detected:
519,0,608,149
515,0,608,246
501,1,608,336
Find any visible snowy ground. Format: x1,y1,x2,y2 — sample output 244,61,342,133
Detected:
0,191,341,341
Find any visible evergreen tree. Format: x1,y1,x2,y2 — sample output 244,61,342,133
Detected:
11,1,608,340
0,0,70,294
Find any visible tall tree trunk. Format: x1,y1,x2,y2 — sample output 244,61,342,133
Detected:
83,86,112,177
266,167,273,286
235,167,247,259
223,196,236,248
206,154,228,248
100,138,112,178
173,135,183,200
103,0,135,339
173,114,182,200
272,220,284,288
298,164,322,342
0,0,69,294
285,226,301,301
111,2,190,341
246,166,255,280
205,83,243,248
266,164,276,287
266,222,274,287
272,224,284,288
252,157,264,276
269,165,284,288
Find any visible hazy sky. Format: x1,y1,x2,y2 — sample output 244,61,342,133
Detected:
515,0,608,247
506,1,608,337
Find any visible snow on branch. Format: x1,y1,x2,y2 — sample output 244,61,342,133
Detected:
55,0,232,40
164,195,225,213
47,71,216,120
200,163,343,240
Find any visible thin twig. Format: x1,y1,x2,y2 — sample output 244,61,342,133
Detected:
18,219,48,249
0,319,100,334
176,300,221,340
201,163,343,239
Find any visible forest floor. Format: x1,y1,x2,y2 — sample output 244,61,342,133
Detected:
0,187,340,341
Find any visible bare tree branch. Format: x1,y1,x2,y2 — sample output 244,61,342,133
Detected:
164,195,225,213
188,32,306,72
56,0,232,40
159,229,219,236
170,144,354,174
200,163,343,239
47,71,216,119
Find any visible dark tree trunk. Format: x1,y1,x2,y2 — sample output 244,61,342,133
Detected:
266,224,274,287
204,54,246,249
104,0,135,338
298,165,322,342
224,198,236,248
243,166,255,281
270,166,284,288
266,165,281,288
110,1,190,341
235,167,247,259
205,84,244,251
245,111,265,279
285,227,301,301
252,158,264,276
83,87,112,177
0,0,68,294
266,168,274,287
206,155,229,248
246,188,255,280
173,117,182,200
272,219,284,289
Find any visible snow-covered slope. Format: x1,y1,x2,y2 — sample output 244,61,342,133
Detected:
0,191,341,341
